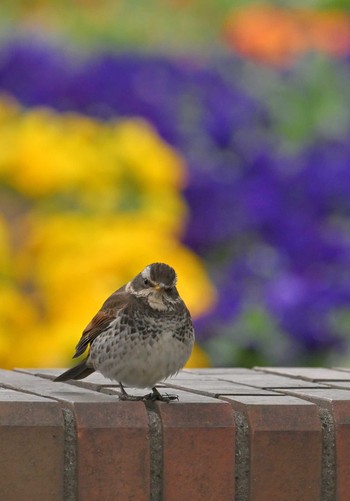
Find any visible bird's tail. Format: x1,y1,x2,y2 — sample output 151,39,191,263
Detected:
54,358,95,382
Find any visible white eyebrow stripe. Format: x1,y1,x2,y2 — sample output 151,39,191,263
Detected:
141,266,151,280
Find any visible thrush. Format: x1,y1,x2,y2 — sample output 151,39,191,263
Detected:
55,262,195,401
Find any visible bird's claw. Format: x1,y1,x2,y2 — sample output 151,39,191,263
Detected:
119,393,144,401
118,384,179,403
143,391,179,402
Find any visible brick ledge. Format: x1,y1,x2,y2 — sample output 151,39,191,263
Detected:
1,367,350,500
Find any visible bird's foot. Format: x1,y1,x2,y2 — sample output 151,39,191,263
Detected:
117,383,178,402
118,382,144,401
142,387,179,403
119,393,144,401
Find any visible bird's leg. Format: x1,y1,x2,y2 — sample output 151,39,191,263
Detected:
142,386,179,402
118,382,144,401
118,383,178,402
119,382,128,397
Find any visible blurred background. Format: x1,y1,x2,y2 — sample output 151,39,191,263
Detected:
1,0,350,369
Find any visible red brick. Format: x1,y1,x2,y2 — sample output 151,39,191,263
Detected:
0,389,64,501
156,391,235,501
5,368,350,500
74,401,150,501
331,401,350,501
0,370,150,501
224,394,322,501
284,387,350,501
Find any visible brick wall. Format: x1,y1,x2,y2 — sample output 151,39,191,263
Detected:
1,367,350,500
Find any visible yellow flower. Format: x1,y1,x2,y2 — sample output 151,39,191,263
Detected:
110,119,186,188
0,97,215,369
18,212,215,319
0,216,10,272
0,284,40,367
186,343,212,368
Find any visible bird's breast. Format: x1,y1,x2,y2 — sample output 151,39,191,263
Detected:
89,315,194,388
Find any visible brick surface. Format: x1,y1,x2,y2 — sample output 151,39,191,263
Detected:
0,389,64,501
189,368,253,373
283,387,350,501
323,381,350,389
0,369,120,403
333,401,350,501
332,367,350,373
163,379,280,397
17,368,117,390
0,370,150,501
74,401,150,501
156,391,235,501
2,367,350,500
224,394,322,501
218,372,327,388
257,366,350,381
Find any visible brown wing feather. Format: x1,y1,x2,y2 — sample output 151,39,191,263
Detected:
73,288,129,358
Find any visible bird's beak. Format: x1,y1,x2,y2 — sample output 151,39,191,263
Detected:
154,284,164,291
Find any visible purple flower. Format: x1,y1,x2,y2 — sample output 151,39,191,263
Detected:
0,38,74,108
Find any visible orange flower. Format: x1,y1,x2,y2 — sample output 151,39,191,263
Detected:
308,10,350,56
223,5,350,66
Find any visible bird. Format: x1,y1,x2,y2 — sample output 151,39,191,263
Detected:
54,262,195,401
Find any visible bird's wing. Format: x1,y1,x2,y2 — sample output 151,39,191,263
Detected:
73,289,128,358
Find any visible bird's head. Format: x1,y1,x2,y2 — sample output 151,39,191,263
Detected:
127,262,180,309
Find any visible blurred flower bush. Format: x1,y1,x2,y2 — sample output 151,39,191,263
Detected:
2,1,350,369
0,96,214,368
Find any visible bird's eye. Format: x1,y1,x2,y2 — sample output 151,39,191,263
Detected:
143,278,150,286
